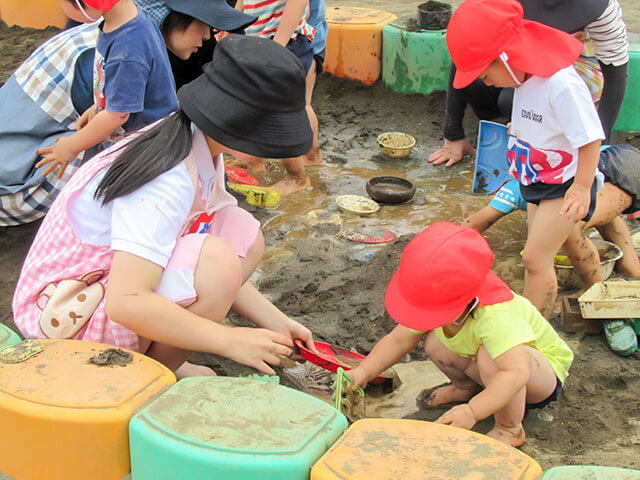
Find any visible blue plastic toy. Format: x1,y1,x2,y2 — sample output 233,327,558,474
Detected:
472,120,511,195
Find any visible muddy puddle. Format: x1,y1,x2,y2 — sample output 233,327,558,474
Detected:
250,156,527,293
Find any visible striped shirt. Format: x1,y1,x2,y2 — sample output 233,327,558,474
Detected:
585,0,629,66
244,0,315,41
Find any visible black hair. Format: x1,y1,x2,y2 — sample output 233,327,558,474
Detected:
162,11,197,36
94,110,193,205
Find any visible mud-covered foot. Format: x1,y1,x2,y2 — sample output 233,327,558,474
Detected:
271,177,312,195
304,146,323,165
175,361,217,380
427,384,478,407
487,423,526,447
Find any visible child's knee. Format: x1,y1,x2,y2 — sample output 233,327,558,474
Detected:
476,346,498,378
424,332,461,366
198,236,243,287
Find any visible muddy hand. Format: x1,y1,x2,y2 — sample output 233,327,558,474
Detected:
225,327,293,375
560,184,590,222
349,366,368,391
428,138,476,167
435,403,477,430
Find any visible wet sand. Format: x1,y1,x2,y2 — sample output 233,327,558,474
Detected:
1,0,640,472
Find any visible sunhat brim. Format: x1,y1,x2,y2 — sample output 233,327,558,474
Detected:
178,74,313,159
385,269,513,331
164,0,258,32
505,20,584,78
452,19,583,89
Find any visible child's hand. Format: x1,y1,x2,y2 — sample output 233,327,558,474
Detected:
349,366,368,391
560,183,591,222
435,403,477,430
224,327,294,375
269,317,317,359
77,107,96,130
35,137,80,178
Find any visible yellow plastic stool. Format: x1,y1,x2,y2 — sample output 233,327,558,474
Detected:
311,418,543,479
324,7,397,85
0,339,175,480
0,0,67,28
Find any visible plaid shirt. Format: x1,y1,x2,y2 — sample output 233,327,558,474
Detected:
14,22,99,128
135,0,170,28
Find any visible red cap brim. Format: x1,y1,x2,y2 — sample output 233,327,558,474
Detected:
385,268,513,331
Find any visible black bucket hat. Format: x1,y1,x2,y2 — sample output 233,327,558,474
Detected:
519,0,608,33
164,0,257,32
177,35,313,159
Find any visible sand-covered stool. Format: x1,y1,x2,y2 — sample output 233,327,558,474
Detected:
129,377,348,480
0,0,67,29
0,339,175,480
382,14,451,95
324,7,397,85
311,418,543,479
543,465,640,479
0,323,21,349
615,33,640,133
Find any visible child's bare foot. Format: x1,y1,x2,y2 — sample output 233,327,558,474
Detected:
304,146,323,165
427,384,478,407
175,361,217,380
271,177,312,195
487,423,526,447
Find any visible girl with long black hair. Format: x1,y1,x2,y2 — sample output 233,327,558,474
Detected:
12,35,315,378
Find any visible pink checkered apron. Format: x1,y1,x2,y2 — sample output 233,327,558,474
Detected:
12,128,237,351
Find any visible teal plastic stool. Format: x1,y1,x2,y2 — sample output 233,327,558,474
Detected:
614,32,640,133
0,324,21,349
543,465,640,479
129,377,348,480
382,15,451,95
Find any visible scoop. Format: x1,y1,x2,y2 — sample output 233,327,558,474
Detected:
295,340,389,384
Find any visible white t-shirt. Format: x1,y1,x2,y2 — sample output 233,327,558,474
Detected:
507,66,605,186
67,129,218,267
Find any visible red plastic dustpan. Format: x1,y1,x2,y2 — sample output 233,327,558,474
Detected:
225,166,259,186
295,340,388,384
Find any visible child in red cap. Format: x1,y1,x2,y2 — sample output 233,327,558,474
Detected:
446,0,605,318
350,222,573,447
36,0,178,178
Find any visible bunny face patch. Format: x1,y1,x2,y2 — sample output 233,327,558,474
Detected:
36,270,105,339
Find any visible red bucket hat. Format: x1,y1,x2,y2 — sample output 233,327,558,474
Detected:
446,0,584,89
83,0,120,12
385,222,513,331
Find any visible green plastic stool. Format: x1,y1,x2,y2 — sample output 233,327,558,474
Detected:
0,324,21,349
129,377,348,480
614,32,640,133
543,465,640,479
382,14,451,96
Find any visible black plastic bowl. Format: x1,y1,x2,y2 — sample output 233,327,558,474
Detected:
366,176,416,204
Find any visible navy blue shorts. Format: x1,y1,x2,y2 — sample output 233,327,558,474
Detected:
285,35,314,74
520,178,598,222
313,48,326,74
526,378,562,410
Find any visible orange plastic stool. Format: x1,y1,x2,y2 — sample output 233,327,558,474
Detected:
0,0,67,28
311,418,543,479
0,339,175,480
324,7,397,85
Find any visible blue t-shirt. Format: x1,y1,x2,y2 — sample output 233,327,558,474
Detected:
94,8,178,133
489,178,528,214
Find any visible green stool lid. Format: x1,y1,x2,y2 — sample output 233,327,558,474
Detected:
138,377,345,454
